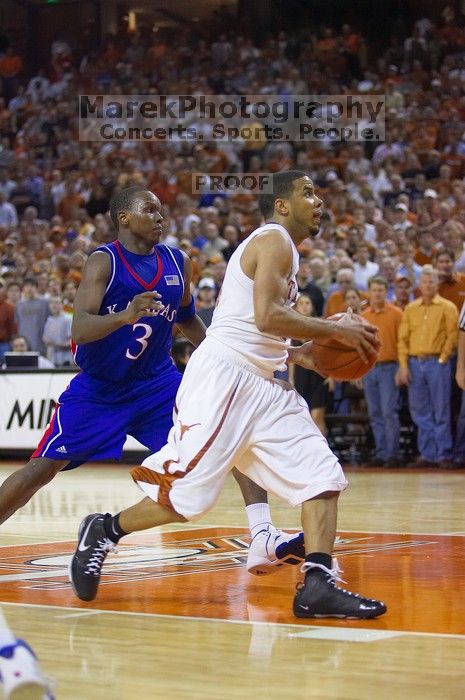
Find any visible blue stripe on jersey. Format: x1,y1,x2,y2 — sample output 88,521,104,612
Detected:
74,241,185,382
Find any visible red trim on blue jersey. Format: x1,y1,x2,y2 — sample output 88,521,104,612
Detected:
114,240,163,290
31,405,59,458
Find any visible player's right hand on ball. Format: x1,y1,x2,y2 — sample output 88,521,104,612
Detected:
124,291,164,323
332,312,380,364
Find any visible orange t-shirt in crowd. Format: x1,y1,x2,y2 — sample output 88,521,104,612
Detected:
324,290,368,317
361,302,403,362
0,54,23,78
413,249,436,266
334,213,355,228
57,194,85,221
438,274,465,312
0,300,17,342
148,180,179,208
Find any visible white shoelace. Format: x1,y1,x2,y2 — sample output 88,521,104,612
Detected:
300,559,346,584
299,560,383,606
84,538,117,576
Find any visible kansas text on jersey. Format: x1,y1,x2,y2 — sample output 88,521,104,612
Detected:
73,241,185,381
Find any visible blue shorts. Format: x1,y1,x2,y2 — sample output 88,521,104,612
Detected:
32,365,182,469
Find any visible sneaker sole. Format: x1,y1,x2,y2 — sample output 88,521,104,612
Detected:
248,552,307,575
294,607,387,619
247,561,284,575
68,514,100,602
247,558,284,576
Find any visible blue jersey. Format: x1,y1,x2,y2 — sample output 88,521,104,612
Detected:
74,240,185,382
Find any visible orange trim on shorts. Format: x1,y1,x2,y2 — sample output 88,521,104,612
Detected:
131,382,240,512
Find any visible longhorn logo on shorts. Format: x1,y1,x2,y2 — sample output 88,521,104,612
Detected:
179,421,201,440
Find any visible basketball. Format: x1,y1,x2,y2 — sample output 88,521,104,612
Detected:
311,315,378,381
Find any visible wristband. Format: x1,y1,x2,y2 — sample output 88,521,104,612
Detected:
176,296,196,323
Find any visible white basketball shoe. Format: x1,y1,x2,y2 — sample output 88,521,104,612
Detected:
246,527,305,575
0,638,54,700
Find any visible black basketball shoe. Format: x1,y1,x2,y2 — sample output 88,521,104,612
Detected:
69,513,116,601
293,562,387,619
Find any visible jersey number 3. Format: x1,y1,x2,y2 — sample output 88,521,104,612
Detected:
125,323,152,360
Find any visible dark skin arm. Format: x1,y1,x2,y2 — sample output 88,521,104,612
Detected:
71,251,164,344
174,252,207,348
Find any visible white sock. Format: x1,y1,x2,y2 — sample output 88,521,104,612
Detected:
246,503,272,539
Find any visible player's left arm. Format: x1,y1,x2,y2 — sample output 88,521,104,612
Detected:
174,251,207,347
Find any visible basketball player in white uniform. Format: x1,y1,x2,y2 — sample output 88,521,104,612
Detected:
70,171,387,619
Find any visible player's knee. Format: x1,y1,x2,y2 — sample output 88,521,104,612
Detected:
26,459,64,486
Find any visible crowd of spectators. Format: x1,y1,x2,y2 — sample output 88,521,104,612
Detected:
2,4,465,465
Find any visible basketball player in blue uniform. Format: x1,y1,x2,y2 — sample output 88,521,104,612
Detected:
0,187,304,573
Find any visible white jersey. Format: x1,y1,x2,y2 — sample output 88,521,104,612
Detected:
206,223,299,375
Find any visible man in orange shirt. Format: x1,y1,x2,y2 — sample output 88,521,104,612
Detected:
393,275,414,310
362,277,403,466
434,249,465,312
57,183,85,222
414,227,437,266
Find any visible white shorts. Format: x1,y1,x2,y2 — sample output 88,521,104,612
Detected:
131,341,348,519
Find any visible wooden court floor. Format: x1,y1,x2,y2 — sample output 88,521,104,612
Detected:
0,461,464,700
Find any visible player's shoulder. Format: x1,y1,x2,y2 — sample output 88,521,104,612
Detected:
252,226,294,255
255,224,289,240
158,243,185,263
81,245,112,279
88,242,116,264
247,230,294,278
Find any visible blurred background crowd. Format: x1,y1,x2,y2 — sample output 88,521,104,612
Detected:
1,1,465,466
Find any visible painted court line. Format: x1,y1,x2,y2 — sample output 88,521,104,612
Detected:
197,525,464,537
1,527,463,550
0,525,207,549
2,601,464,641
55,610,103,620
289,628,403,643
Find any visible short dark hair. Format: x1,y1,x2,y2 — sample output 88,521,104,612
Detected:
11,334,30,349
434,248,455,262
109,186,147,230
258,170,307,218
23,276,38,287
